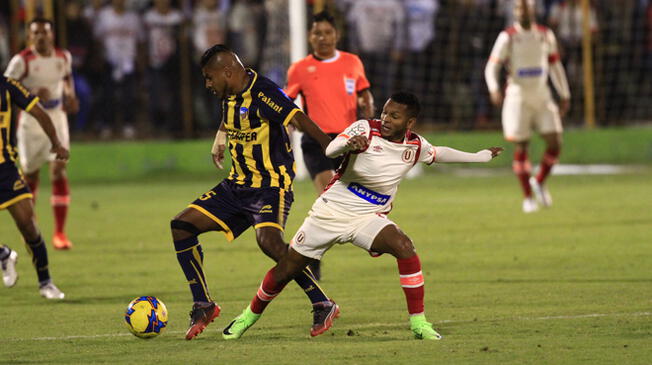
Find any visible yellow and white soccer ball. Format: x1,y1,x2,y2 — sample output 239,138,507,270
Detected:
124,296,168,339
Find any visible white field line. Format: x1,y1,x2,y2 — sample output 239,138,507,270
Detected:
3,311,650,342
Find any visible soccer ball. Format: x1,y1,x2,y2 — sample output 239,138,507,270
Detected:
124,296,168,339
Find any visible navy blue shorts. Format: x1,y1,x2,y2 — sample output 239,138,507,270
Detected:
0,163,32,210
188,179,294,242
301,133,344,179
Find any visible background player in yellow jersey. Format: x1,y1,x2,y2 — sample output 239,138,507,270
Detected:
170,45,338,340
0,76,69,299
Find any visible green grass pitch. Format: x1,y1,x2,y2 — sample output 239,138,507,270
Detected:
1,168,650,364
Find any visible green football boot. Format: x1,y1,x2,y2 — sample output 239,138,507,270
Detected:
222,306,261,340
410,314,442,340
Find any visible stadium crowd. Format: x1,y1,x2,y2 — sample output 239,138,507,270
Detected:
0,0,650,140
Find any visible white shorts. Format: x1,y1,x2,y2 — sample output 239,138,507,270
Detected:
17,109,69,174
501,96,562,142
290,198,395,260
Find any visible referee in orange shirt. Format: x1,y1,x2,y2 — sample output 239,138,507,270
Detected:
285,11,374,279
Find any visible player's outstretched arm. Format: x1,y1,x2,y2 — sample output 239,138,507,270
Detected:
211,122,227,169
433,146,503,163
28,103,69,161
289,111,331,151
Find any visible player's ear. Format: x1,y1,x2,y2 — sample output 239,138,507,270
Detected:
224,69,232,79
406,117,416,130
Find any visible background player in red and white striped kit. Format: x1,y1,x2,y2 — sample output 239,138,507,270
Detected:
4,18,78,249
484,0,571,213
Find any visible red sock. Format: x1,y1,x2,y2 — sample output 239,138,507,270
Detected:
51,177,70,234
250,267,287,314
536,148,560,184
397,255,425,315
28,178,39,202
512,150,532,197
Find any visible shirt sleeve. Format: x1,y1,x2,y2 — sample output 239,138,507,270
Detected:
353,55,370,92
254,78,302,126
63,50,73,76
488,31,510,64
337,119,370,139
325,119,370,157
418,136,437,165
285,62,301,99
5,77,39,112
4,55,25,80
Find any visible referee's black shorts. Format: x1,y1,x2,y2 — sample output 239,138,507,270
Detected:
300,133,344,179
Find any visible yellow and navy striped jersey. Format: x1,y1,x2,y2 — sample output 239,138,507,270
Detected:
0,76,39,166
222,69,301,190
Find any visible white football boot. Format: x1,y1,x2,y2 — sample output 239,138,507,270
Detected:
529,177,552,207
39,282,65,300
1,248,18,287
522,197,539,213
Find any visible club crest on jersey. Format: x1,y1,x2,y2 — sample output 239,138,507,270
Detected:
344,77,355,95
239,107,249,120
307,65,316,73
402,149,414,163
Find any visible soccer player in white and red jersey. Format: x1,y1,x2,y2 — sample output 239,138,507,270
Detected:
484,0,571,213
221,92,503,341
4,18,79,249
285,11,374,279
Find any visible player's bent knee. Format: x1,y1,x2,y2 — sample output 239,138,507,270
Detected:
394,236,416,258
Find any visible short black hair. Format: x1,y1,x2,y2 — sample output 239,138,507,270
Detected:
390,92,421,118
200,44,232,68
29,17,54,29
311,11,336,29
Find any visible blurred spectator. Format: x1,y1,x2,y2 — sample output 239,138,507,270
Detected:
595,0,637,123
64,1,96,132
191,0,227,130
143,0,183,137
95,0,144,138
227,0,264,68
0,15,9,70
346,0,405,106
398,0,439,124
548,0,598,122
260,0,290,85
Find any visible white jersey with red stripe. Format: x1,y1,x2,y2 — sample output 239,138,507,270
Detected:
4,47,72,111
488,23,560,101
321,119,435,216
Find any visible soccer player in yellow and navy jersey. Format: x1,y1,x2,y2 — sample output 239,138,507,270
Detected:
170,45,338,340
0,75,69,299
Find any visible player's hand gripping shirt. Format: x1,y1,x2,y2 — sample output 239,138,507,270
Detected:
222,69,301,190
320,119,436,215
486,24,570,101
0,76,39,166
286,51,370,134
4,48,72,110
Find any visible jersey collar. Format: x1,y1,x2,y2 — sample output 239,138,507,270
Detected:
312,50,340,63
